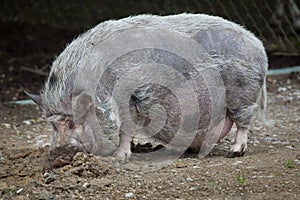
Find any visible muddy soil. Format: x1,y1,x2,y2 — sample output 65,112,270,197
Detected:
0,73,299,200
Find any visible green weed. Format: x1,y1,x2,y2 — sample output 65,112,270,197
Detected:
284,159,295,169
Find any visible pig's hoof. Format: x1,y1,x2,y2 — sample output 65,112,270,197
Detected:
226,151,245,158
227,143,246,158
113,149,132,162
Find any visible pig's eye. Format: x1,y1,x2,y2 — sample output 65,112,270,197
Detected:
68,120,75,130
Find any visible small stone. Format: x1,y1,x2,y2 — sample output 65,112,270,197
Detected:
2,123,11,128
271,141,282,145
291,139,299,143
125,192,134,198
134,175,142,179
285,97,293,102
22,120,32,125
294,160,300,165
277,87,287,92
262,137,276,143
233,161,243,165
16,188,23,194
82,182,90,188
286,145,294,149
186,177,193,181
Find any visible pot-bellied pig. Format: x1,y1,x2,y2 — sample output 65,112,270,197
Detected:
26,13,270,167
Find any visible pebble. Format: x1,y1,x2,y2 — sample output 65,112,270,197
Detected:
271,141,282,145
291,139,299,143
262,137,277,143
125,192,134,198
258,175,274,179
2,123,11,128
286,145,294,149
186,177,193,181
277,87,287,92
22,120,32,125
16,188,23,194
134,175,142,179
285,96,293,102
233,161,243,165
43,172,50,177
82,182,90,188
294,160,300,165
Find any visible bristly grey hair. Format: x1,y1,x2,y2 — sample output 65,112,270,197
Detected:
40,13,268,119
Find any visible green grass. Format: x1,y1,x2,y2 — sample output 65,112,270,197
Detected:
284,159,295,169
237,170,246,187
237,170,246,200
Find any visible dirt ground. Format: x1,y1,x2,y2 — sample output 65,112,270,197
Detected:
0,75,299,200
0,23,300,200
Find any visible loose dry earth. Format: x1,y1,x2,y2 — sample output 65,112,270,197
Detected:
0,73,299,200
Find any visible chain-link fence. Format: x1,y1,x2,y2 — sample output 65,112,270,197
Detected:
1,0,300,52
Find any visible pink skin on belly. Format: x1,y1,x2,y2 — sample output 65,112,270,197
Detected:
217,116,234,143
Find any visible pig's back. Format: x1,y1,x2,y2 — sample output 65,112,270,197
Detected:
52,13,267,75
44,13,268,116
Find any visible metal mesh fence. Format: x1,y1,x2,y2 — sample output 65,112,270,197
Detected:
1,0,300,52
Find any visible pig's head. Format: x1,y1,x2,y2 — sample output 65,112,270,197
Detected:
26,91,116,168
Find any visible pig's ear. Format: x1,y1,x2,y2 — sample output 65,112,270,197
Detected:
24,90,42,106
73,92,94,121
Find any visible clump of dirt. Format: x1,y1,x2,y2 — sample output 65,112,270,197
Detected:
0,148,116,199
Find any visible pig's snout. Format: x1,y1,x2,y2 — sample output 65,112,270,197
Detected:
50,145,83,168
51,155,72,168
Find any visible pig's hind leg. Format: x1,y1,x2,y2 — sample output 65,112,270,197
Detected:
217,116,234,143
227,105,255,158
113,130,133,161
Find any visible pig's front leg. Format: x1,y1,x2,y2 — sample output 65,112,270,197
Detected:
227,126,248,158
114,130,132,161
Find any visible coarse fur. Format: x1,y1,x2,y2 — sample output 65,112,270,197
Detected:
41,13,268,118
38,13,270,161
